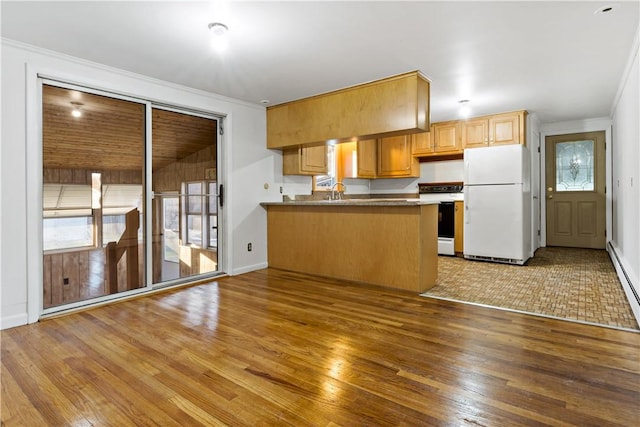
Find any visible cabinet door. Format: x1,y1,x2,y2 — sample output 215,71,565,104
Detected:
411,131,433,156
300,146,328,173
357,139,377,178
282,146,328,175
377,135,419,177
489,112,522,146
432,121,461,153
454,200,464,254
461,118,488,148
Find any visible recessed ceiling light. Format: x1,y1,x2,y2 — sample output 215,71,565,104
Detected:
260,99,270,105
594,4,618,15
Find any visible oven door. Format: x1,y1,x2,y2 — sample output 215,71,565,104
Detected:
438,202,455,238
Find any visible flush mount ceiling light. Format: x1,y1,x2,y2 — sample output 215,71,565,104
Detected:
70,102,83,118
208,22,229,52
458,99,471,118
594,4,618,14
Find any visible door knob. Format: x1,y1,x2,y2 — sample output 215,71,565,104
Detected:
547,187,553,192
548,195,553,199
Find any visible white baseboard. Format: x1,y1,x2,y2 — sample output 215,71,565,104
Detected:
607,242,640,328
1,313,28,330
231,262,268,276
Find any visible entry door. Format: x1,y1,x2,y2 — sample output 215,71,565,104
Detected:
545,131,605,248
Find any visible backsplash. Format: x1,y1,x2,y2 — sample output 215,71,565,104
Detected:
420,159,464,183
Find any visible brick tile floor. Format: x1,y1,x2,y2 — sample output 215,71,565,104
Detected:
423,247,639,331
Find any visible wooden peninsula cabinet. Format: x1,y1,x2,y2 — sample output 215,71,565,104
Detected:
263,200,439,292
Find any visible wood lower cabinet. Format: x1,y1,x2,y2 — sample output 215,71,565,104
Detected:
377,135,420,178
462,111,526,148
282,146,328,175
265,203,438,292
454,200,464,254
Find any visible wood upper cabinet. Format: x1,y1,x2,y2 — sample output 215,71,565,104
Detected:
462,111,526,148
377,135,420,178
267,71,430,149
357,139,378,178
454,200,464,254
432,121,462,154
282,146,328,175
461,117,489,148
411,131,434,156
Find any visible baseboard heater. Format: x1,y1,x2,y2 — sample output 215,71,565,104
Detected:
607,241,640,325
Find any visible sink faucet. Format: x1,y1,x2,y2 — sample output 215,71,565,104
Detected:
330,182,347,200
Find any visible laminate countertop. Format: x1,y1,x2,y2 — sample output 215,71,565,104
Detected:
260,198,438,207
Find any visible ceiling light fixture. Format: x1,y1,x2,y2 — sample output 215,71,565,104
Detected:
208,22,229,52
70,102,83,118
594,4,617,14
458,99,471,118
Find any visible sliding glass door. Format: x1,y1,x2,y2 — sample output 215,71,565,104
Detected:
42,83,146,308
41,82,222,311
150,107,220,285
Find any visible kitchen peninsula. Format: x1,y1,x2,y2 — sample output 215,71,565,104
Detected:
261,199,438,292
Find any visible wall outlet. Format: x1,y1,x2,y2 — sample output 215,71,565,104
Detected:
280,186,283,194
247,243,252,251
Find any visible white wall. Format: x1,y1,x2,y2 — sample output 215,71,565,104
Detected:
610,30,639,323
0,40,277,328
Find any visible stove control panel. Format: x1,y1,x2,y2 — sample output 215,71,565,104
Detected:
418,182,463,194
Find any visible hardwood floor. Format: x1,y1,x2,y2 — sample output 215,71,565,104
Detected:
2,268,639,426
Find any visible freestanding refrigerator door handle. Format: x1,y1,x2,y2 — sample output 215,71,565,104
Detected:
464,194,470,224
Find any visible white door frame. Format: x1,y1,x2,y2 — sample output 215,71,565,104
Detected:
539,118,613,248
26,68,229,323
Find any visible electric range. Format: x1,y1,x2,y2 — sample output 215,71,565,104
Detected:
418,182,464,255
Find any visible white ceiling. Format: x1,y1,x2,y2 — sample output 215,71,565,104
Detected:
2,1,638,123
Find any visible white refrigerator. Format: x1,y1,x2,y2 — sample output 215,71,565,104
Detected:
463,144,531,265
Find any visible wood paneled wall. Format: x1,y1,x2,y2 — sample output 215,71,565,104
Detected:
43,168,143,185
43,249,98,308
178,246,218,276
43,245,145,308
153,145,216,192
